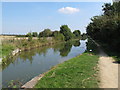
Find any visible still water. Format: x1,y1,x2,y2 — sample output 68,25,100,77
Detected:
2,40,87,87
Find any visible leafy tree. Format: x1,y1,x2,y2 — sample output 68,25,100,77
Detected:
26,32,32,41
73,30,81,38
86,1,120,59
102,3,113,16
39,29,52,37
52,31,65,41
32,32,38,37
38,32,43,38
81,33,87,40
60,25,73,41
52,31,60,36
26,32,32,37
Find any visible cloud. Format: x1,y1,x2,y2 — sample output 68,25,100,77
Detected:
58,7,80,14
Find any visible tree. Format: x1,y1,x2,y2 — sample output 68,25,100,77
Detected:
26,32,32,37
73,30,81,38
52,31,60,37
39,29,52,37
32,32,38,37
81,33,87,40
38,32,43,38
60,25,73,41
102,3,113,16
86,1,120,56
26,32,32,41
52,31,65,41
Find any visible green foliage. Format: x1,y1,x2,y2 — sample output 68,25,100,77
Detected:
52,31,65,41
16,35,26,37
28,36,32,41
85,38,99,55
26,32,33,41
60,25,73,41
32,32,38,37
26,32,32,37
73,30,81,38
59,42,72,57
73,40,81,47
2,44,15,57
35,53,99,88
87,1,120,53
102,3,114,16
81,33,87,40
39,29,52,37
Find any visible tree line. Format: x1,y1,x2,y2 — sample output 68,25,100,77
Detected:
25,25,84,41
87,1,120,53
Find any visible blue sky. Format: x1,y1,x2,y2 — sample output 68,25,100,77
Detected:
2,2,105,34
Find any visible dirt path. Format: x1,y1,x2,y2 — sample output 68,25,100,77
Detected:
94,41,118,88
99,56,118,88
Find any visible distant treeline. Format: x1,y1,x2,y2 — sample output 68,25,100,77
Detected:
87,2,120,53
8,25,86,41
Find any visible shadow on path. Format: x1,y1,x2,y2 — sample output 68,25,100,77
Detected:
91,38,118,88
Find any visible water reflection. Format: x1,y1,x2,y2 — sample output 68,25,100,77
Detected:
2,40,81,70
2,40,86,88
59,42,72,57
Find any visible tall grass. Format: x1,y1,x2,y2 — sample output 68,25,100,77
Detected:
1,37,59,58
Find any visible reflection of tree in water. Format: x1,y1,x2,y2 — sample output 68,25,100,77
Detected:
19,46,50,63
2,40,81,70
34,46,48,57
2,55,19,70
86,38,99,54
19,50,35,64
2,46,50,70
59,42,72,57
59,40,80,57
52,43,65,53
73,40,81,47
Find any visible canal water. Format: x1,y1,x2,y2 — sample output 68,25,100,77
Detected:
2,40,88,88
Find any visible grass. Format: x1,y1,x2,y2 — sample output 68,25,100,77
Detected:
1,44,15,58
1,37,77,59
35,53,99,88
1,37,58,58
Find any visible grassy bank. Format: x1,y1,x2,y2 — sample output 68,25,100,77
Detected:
1,37,60,58
35,53,99,88
2,44,15,58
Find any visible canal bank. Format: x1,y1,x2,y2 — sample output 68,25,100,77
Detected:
22,53,99,88
2,39,86,88
21,38,118,88
2,37,81,63
2,37,65,64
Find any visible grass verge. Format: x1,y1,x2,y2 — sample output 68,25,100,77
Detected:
1,37,59,58
35,53,99,88
1,44,15,58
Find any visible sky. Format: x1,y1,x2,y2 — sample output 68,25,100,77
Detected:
2,2,107,34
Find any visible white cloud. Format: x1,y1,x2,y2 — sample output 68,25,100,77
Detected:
58,7,80,14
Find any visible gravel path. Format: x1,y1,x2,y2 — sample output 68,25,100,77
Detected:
94,41,118,88
98,56,118,88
